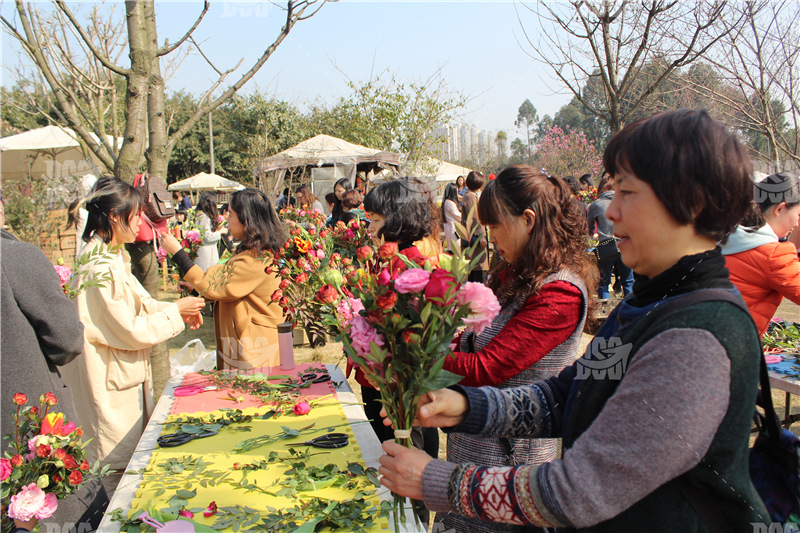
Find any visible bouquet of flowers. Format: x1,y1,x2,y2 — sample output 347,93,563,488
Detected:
52,248,113,300
1,393,109,533
577,185,599,204
323,239,500,529
330,218,374,267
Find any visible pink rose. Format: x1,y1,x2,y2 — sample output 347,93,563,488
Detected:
0,458,11,481
53,265,72,287
424,269,458,306
156,246,168,263
337,297,364,327
186,230,201,244
348,315,385,357
292,401,311,415
457,282,501,335
344,229,355,239
7,483,58,521
393,268,431,294
178,509,194,519
316,249,325,259
376,269,391,286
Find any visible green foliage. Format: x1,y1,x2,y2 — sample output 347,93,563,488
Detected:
763,319,800,353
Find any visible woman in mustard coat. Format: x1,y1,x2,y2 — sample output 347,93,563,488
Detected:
161,188,286,370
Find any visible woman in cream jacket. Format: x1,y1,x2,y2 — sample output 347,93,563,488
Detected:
160,188,286,370
61,178,204,476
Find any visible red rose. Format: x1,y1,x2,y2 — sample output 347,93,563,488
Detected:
319,230,328,239
295,273,308,284
316,284,338,304
279,296,289,307
36,444,51,458
54,449,67,461
356,246,373,261
308,228,316,236
424,269,458,306
331,253,341,262
79,460,90,471
366,309,384,325
280,267,290,277
342,257,352,266
10,454,23,467
279,279,290,290
44,392,58,406
233,462,241,470
378,242,398,259
68,470,83,485
74,427,83,437
403,330,420,344
13,393,27,405
264,265,272,275
271,290,282,302
204,501,218,518
63,455,79,470
375,291,397,310
53,474,63,484
30,406,38,415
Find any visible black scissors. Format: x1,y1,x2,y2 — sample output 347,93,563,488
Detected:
157,429,218,448
299,372,331,386
284,432,349,449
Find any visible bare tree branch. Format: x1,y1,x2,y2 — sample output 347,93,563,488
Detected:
156,1,210,56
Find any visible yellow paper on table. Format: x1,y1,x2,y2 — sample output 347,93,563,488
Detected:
127,401,391,532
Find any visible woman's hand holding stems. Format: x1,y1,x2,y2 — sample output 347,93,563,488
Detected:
159,230,204,330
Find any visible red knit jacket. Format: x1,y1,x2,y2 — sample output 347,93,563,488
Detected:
443,280,583,387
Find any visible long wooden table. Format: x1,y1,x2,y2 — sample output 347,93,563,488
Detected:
97,364,422,532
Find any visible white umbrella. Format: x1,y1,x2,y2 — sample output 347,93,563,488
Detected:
168,172,244,192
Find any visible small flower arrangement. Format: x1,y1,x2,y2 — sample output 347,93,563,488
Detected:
52,247,113,300
1,393,110,533
330,218,374,265
577,185,599,204
322,237,500,530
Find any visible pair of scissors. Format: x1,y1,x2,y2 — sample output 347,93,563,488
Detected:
174,385,218,397
157,429,218,447
284,432,349,449
299,372,331,386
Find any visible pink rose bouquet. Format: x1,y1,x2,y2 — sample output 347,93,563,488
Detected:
1,393,108,533
320,235,499,531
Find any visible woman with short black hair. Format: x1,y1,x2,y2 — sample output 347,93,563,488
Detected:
379,109,770,531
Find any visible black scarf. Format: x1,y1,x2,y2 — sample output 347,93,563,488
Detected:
629,247,733,307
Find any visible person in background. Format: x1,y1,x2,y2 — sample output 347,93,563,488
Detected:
461,171,488,283
722,172,800,336
563,174,588,220
61,177,204,496
339,189,364,225
378,108,769,532
456,175,467,205
327,177,354,227
277,187,296,211
70,174,98,259
434,166,593,533
128,174,171,397
195,191,227,272
588,174,634,299
2,199,109,532
295,184,324,214
218,203,235,254
324,192,337,225
579,173,594,190
170,209,187,241
441,183,461,251
160,188,286,370
172,190,192,211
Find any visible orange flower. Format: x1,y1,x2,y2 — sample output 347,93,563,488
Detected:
40,412,64,436
294,237,312,254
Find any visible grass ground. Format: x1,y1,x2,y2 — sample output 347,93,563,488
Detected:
158,282,800,461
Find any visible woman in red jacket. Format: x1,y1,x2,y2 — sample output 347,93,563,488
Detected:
437,165,596,533
722,172,800,335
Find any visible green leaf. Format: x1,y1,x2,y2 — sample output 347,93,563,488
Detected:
419,369,464,395
175,488,197,499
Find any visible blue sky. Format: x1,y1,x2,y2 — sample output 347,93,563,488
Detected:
2,1,573,139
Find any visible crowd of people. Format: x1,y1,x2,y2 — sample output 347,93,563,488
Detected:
4,108,799,532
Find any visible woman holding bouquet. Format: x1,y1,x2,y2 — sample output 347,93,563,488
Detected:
60,177,205,488
379,109,769,531
160,188,286,370
430,166,594,533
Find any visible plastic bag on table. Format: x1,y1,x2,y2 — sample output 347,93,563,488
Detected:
169,339,216,378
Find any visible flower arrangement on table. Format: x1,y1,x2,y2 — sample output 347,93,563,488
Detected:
1,393,109,533
320,238,500,530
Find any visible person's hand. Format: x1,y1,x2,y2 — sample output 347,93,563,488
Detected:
183,312,203,330
14,517,37,532
219,227,228,235
176,296,205,316
158,230,182,255
378,440,432,500
381,389,468,429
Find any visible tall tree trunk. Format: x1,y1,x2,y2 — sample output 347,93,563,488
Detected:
115,1,151,182
142,1,168,180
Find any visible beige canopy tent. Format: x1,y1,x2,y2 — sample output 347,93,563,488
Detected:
255,134,401,207
404,157,472,200
168,172,245,192
0,125,111,183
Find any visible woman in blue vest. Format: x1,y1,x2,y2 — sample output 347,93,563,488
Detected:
378,109,771,531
